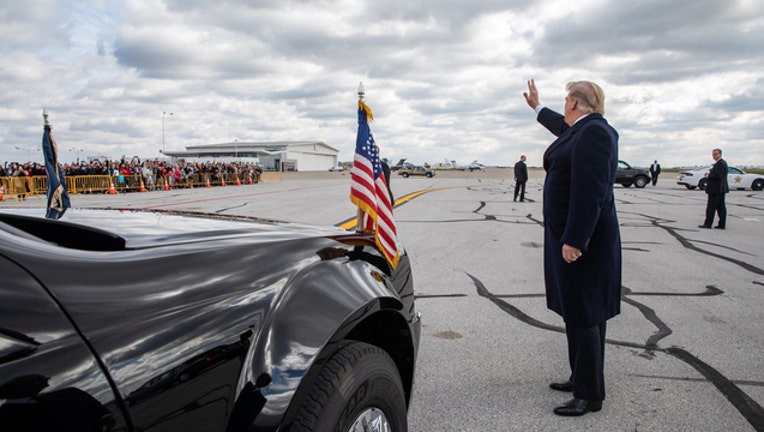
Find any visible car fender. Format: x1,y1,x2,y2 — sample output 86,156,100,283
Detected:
244,253,413,429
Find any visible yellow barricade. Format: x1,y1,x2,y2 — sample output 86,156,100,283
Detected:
260,171,282,182
0,176,39,201
69,175,112,194
0,171,274,201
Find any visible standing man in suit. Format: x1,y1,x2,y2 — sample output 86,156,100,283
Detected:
649,160,661,186
381,158,395,206
514,155,528,202
523,79,622,417
699,148,728,229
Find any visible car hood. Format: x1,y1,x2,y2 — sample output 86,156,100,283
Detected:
0,208,354,250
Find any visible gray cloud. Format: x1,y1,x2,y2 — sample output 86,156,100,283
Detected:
0,0,762,169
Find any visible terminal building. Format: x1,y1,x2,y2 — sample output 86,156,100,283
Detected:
163,141,340,172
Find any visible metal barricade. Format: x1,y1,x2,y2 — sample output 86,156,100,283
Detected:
0,177,10,201
68,175,112,194
1,171,276,202
260,171,282,182
1,176,38,201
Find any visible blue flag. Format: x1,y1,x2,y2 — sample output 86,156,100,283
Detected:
42,124,71,219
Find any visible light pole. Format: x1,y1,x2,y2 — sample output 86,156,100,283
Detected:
162,111,173,156
14,146,38,162
69,147,84,163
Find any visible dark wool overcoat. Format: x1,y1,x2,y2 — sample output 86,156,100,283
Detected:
538,108,622,327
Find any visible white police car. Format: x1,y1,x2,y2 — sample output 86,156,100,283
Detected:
677,166,764,191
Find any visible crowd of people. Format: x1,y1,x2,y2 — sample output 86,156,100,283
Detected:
1,157,265,198
1,157,264,187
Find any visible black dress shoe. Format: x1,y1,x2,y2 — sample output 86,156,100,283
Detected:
549,380,573,392
714,225,725,229
553,398,603,416
698,225,712,229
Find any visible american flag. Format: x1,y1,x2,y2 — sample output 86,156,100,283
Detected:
350,100,399,269
42,122,70,219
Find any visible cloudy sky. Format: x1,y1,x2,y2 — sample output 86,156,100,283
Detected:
1,0,763,169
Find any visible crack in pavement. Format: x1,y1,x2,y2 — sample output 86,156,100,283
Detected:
215,202,248,213
468,272,764,431
631,374,764,388
654,221,764,276
687,238,759,256
343,185,763,429
625,285,723,297
415,294,468,299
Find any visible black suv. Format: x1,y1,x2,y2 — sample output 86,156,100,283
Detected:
616,160,650,188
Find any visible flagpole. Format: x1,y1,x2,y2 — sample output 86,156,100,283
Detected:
355,81,365,233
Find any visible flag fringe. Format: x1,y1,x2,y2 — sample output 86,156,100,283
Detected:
359,100,374,122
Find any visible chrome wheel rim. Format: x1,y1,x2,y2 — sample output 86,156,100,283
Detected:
348,407,391,432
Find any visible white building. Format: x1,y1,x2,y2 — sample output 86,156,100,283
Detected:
163,141,339,171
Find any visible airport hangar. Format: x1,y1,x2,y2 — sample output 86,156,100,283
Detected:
163,141,340,172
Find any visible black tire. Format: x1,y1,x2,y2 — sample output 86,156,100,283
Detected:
425,173,433,178
622,183,632,188
698,178,708,191
634,176,648,188
291,341,407,432
752,179,764,191
401,173,409,178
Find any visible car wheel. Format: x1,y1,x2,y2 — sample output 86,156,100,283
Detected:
622,183,632,188
698,178,708,191
752,179,764,191
634,176,648,188
685,185,696,190
291,341,407,432
425,173,433,178
401,173,409,178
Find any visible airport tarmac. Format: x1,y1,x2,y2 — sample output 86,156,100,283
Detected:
3,168,763,431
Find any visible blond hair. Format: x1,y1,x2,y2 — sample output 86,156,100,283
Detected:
566,81,605,115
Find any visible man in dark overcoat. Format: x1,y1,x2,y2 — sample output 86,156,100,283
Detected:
649,160,661,186
514,155,528,202
699,148,729,229
524,79,622,417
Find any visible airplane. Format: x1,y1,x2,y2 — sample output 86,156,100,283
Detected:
440,159,483,171
391,158,415,171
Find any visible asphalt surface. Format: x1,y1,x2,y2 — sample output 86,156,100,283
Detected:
3,169,763,431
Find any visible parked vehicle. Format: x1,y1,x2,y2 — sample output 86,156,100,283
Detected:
398,166,435,178
677,166,764,190
616,160,650,188
0,208,420,431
